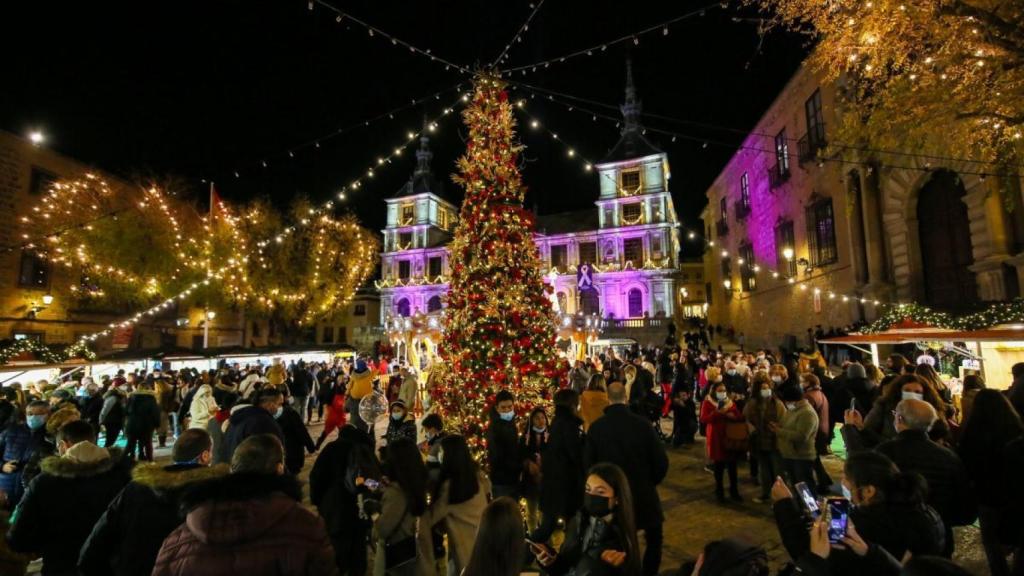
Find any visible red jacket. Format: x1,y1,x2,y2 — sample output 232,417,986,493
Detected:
152,473,338,576
699,398,744,462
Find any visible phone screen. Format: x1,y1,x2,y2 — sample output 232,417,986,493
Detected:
849,397,857,412
827,498,850,543
364,478,380,491
795,482,820,519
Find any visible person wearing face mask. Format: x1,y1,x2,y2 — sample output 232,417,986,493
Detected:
532,462,642,576
78,429,229,576
722,361,748,400
843,375,950,449
385,400,417,447
700,382,745,503
743,373,785,504
770,385,819,492
223,389,285,459
768,364,789,389
276,396,317,475
772,451,944,576
8,419,131,576
520,407,549,531
151,434,337,576
0,400,50,508
486,390,522,500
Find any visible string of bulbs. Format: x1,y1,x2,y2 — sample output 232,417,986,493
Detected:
491,0,547,68
72,93,468,347
510,99,888,313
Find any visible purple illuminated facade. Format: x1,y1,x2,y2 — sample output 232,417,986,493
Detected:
378,63,681,328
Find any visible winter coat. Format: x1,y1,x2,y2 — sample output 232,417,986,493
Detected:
875,429,976,527
78,394,104,430
371,483,419,576
223,405,284,458
584,404,669,529
78,462,230,576
579,390,610,432
776,400,818,461
155,379,178,412
289,368,312,398
699,398,744,462
100,388,126,427
539,406,584,520
803,386,831,436
384,416,417,447
418,472,491,576
545,512,631,576
7,443,130,575
486,415,522,487
723,372,748,397
743,397,785,452
852,398,950,448
774,495,945,576
124,390,161,436
151,473,338,576
0,424,45,503
188,384,217,430
277,406,315,474
266,364,287,387
570,367,591,395
398,372,418,409
309,426,376,548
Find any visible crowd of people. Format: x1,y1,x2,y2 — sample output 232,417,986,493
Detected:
0,338,1019,576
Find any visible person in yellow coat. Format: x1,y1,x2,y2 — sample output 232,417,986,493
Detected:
266,360,287,389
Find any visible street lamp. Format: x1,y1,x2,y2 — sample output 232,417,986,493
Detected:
41,293,53,306
28,130,45,146
782,247,794,260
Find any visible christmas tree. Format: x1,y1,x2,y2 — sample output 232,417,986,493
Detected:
434,74,561,455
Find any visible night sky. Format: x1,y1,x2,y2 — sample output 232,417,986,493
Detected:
2,1,807,241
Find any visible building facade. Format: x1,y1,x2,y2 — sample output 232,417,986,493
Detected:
703,63,1024,350
378,64,684,346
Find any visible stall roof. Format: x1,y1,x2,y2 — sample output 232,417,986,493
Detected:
820,328,1024,345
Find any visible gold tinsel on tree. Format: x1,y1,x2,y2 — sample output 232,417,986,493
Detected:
433,74,561,457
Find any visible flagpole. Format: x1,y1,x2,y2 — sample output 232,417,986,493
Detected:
204,182,213,351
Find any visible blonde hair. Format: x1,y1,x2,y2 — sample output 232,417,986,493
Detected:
705,366,722,382
769,364,789,381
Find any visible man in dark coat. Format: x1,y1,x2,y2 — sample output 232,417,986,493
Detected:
584,382,669,576
873,399,975,557
78,429,229,576
486,389,522,499
223,388,285,459
275,402,316,474
531,389,584,544
288,360,313,415
309,425,377,576
151,434,337,576
124,383,161,461
7,419,130,576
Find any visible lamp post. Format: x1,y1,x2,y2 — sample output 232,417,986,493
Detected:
203,309,216,349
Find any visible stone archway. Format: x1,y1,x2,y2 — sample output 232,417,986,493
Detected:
880,162,989,303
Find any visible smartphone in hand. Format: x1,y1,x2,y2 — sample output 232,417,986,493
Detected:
826,497,850,543
795,482,821,519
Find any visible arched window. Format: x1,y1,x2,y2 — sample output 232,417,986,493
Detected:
396,298,411,318
627,288,644,318
427,295,443,313
581,290,600,315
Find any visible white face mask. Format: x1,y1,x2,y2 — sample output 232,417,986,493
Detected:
715,391,728,401
771,376,784,384
727,369,737,376
760,389,772,399
901,391,924,402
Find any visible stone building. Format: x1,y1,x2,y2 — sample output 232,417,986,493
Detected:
378,63,684,348
703,62,1024,350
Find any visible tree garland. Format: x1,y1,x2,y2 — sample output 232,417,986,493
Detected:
862,299,1024,333
0,339,96,366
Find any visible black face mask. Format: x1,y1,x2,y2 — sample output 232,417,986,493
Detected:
583,493,613,517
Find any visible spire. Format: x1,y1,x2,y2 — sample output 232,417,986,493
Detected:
414,115,433,177
620,57,642,135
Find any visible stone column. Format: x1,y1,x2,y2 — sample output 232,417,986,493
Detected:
862,167,889,291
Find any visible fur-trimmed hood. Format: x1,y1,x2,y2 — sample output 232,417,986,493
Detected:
179,472,302,512
39,445,125,478
129,388,157,398
131,462,230,495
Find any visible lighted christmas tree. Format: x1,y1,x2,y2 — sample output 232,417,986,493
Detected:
433,74,560,455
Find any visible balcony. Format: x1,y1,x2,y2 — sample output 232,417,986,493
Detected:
798,127,827,165
768,163,790,190
734,200,751,221
715,218,729,238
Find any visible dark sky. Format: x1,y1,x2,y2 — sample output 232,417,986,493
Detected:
1,1,807,240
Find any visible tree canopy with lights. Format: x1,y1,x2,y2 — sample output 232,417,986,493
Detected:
755,0,1023,181
432,74,561,455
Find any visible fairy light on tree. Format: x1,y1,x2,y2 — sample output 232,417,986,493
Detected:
433,73,561,457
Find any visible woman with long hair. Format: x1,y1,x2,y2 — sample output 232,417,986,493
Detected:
520,407,549,531
367,438,427,576
462,497,527,576
959,389,1024,576
743,372,785,503
914,363,953,405
773,451,944,576
533,462,642,576
845,374,949,448
580,375,610,432
419,434,490,576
